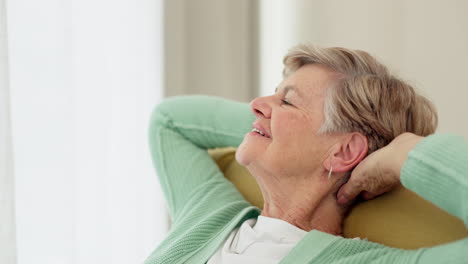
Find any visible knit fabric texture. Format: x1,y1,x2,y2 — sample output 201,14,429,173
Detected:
145,95,468,264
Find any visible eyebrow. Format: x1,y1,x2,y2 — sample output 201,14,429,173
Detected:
275,85,302,97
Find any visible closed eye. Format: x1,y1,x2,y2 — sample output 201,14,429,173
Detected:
281,99,293,106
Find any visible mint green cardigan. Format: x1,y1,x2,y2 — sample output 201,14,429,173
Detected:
145,95,467,264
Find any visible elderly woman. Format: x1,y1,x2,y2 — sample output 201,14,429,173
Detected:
145,45,467,264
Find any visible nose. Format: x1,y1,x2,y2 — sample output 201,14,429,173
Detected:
250,96,272,119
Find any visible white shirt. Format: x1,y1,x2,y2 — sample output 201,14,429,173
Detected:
207,216,308,264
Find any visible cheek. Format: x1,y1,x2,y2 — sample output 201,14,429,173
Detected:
271,114,322,161
274,113,314,144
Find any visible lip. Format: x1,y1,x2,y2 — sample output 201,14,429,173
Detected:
252,121,271,138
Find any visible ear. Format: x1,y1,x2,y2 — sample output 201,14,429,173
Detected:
324,133,368,173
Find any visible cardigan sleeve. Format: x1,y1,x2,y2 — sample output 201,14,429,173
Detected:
401,134,468,228
148,95,255,222
400,134,468,263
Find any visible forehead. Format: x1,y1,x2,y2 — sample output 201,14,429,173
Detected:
280,64,338,98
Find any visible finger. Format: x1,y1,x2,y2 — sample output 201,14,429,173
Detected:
337,180,362,205
337,163,366,204
361,191,378,200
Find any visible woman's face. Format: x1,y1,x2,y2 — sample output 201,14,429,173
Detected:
236,64,339,177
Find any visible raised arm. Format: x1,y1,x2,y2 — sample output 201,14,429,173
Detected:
148,95,255,221
402,134,468,263
400,133,468,227
338,133,468,227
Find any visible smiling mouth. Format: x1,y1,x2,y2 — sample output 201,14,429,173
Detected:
252,127,265,136
251,128,272,139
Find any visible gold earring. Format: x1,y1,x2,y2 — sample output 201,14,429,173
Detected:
328,166,333,180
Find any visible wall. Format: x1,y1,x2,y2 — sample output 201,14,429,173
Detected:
164,0,259,102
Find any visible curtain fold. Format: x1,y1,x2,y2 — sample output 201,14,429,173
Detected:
0,0,17,263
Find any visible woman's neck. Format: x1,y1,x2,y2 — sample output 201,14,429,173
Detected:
252,166,348,235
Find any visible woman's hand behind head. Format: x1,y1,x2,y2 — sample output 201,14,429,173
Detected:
336,132,424,205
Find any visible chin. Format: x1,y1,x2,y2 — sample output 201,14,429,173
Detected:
236,133,269,167
235,139,254,166
235,145,249,166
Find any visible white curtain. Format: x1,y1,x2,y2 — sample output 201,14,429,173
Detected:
5,0,167,263
0,0,17,263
